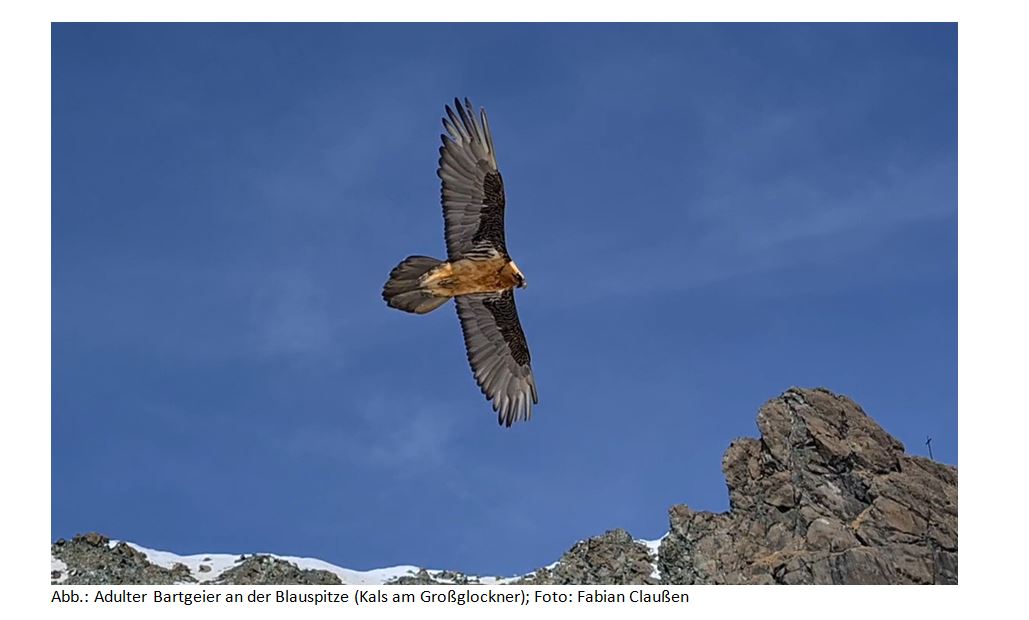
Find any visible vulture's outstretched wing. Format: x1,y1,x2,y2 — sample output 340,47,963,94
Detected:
437,97,507,260
455,291,537,427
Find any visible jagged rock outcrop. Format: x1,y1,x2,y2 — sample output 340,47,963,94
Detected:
385,569,482,585
51,533,196,585
206,555,342,585
656,388,957,584
51,387,956,585
515,529,657,585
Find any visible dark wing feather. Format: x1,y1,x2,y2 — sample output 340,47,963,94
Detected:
437,98,507,259
455,291,538,427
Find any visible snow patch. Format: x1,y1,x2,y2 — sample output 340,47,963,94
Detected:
51,557,68,583
123,544,241,583
637,534,666,581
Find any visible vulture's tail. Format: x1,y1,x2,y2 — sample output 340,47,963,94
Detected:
382,255,450,314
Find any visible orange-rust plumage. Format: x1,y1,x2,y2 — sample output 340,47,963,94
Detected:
421,257,525,297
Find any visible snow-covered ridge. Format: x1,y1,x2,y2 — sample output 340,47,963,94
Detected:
51,534,665,586
121,541,510,585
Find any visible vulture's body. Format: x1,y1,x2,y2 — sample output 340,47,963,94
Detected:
382,98,538,427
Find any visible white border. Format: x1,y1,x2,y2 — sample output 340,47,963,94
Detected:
5,1,1027,616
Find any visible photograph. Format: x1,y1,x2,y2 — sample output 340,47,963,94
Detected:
50,22,957,589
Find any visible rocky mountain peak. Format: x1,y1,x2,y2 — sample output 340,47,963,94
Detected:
51,387,956,585
655,387,957,584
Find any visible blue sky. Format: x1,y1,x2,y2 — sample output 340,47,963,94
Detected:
52,23,956,576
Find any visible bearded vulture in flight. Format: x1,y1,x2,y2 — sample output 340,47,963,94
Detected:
382,98,538,427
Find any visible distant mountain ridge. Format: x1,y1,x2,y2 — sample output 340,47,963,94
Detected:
51,388,957,585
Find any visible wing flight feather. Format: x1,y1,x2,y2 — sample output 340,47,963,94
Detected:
454,291,537,426
437,98,507,259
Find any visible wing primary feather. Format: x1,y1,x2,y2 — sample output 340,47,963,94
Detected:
441,147,476,177
476,356,503,385
442,118,462,142
500,395,513,426
455,97,476,143
504,391,516,424
445,105,469,142
463,98,484,145
490,371,513,405
480,108,495,160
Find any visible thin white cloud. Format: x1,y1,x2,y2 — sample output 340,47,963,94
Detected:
282,394,458,477
534,152,955,306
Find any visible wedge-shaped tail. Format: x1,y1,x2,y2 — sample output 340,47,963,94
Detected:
382,255,450,314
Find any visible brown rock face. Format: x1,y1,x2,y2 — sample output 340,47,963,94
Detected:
657,388,957,584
